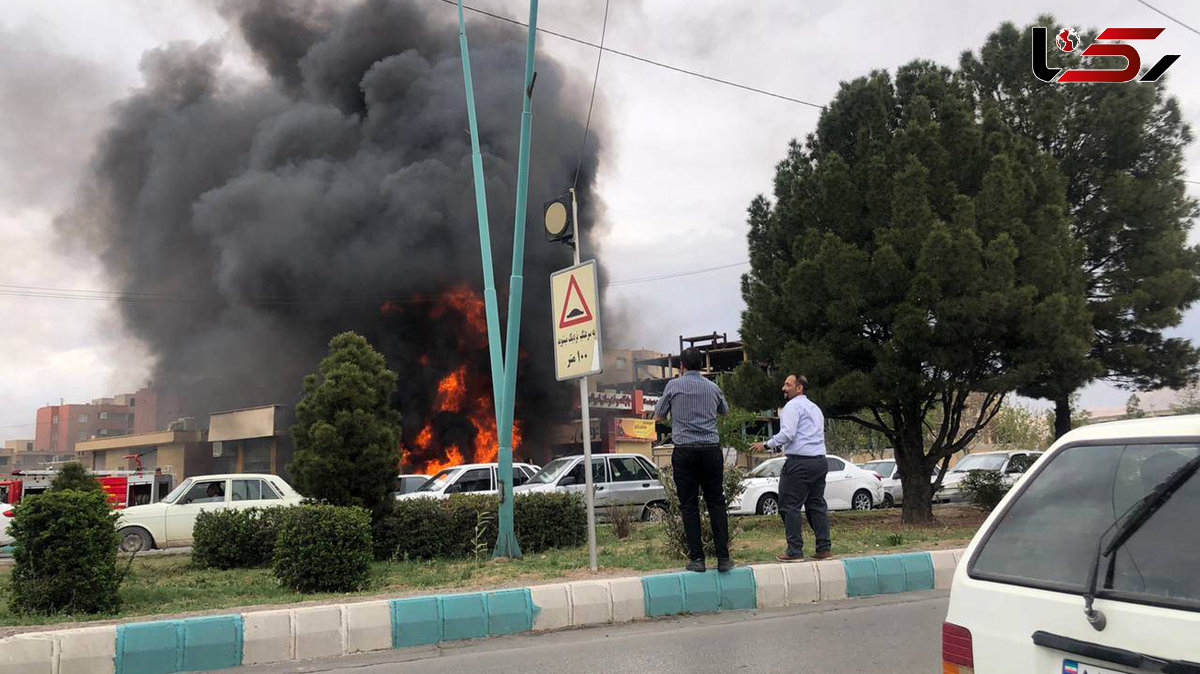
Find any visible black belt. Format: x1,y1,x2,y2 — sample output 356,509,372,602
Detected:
674,443,719,449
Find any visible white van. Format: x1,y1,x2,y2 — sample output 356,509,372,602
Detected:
943,415,1200,673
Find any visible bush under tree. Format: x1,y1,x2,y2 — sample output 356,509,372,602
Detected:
8,490,122,615
959,470,1010,512
193,507,286,569
289,332,403,515
273,504,373,593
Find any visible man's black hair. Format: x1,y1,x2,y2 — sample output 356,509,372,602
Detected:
680,347,704,371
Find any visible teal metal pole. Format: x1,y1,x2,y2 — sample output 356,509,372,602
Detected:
494,0,539,559
456,0,505,415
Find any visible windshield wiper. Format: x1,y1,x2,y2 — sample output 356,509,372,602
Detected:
1082,453,1200,631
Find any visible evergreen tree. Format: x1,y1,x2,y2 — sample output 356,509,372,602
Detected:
289,331,402,514
50,462,102,493
961,18,1200,437
740,61,1092,522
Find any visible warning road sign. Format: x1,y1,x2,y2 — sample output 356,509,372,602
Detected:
551,260,603,381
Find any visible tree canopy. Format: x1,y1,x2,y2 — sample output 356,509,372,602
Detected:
740,59,1092,522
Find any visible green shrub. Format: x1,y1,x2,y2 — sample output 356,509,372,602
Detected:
960,470,1010,512
8,490,122,615
515,491,586,551
659,466,747,560
49,462,102,493
193,507,286,569
372,498,447,561
273,504,372,593
371,492,587,560
441,495,500,558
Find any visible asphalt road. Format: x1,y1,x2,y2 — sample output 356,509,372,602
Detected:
229,590,950,674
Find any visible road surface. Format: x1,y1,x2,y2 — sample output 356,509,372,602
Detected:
230,590,949,674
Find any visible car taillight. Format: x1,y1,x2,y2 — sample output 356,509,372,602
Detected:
2,510,13,517
942,622,973,672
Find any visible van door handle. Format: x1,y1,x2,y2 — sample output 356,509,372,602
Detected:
642,483,650,488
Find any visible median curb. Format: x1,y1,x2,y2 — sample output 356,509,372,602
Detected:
0,548,964,673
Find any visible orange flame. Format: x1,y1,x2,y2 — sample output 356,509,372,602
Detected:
404,287,525,475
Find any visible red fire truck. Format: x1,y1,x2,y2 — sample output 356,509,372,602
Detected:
0,468,175,509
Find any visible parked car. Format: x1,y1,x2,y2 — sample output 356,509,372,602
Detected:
392,474,431,497
396,463,540,501
943,416,1199,673
729,455,885,515
516,453,667,521
116,474,304,552
861,459,903,507
936,450,1042,503
0,508,13,547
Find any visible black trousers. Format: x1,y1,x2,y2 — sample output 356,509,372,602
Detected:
672,445,730,561
779,454,832,556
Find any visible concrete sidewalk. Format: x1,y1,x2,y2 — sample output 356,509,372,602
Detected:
0,548,963,674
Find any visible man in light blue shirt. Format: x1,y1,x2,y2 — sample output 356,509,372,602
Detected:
751,374,832,561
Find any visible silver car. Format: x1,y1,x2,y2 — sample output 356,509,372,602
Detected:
935,450,1042,503
516,453,668,521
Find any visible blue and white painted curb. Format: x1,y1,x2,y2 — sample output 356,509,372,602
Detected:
0,548,962,673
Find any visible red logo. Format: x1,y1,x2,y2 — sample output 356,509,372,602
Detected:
1032,27,1180,84
1056,28,1077,52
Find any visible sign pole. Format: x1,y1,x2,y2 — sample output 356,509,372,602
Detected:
570,187,598,572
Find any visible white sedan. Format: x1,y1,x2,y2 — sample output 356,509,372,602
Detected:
396,463,540,501
729,455,885,515
116,473,303,552
0,507,13,547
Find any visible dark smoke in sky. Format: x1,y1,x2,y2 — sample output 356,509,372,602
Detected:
62,0,605,462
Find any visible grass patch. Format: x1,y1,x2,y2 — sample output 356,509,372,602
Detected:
0,505,983,629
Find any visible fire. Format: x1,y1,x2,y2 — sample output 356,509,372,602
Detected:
402,287,525,475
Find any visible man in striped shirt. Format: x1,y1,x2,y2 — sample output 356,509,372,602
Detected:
654,347,733,573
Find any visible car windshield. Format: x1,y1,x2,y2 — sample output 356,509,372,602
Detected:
950,454,1006,472
748,459,783,478
526,458,575,485
864,461,894,475
160,479,191,504
416,469,457,492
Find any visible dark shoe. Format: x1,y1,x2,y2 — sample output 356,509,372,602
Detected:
685,559,707,573
717,557,735,572
776,553,805,563
813,550,834,560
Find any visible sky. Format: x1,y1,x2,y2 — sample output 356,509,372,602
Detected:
2,0,1199,439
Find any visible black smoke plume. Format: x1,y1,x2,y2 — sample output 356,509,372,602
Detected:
62,0,605,466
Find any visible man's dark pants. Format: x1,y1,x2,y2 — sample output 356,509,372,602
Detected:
671,444,730,561
779,454,832,557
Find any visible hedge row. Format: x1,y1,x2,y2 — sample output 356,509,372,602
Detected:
372,492,587,561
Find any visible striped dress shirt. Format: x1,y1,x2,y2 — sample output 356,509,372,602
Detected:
653,371,729,445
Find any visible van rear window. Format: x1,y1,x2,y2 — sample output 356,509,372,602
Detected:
969,442,1200,611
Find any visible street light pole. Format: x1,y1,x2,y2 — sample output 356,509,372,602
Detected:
570,187,598,572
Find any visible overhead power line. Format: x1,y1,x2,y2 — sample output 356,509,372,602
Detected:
0,261,752,307
433,0,825,109
1132,0,1200,37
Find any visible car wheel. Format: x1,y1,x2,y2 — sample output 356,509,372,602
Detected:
118,527,152,553
642,502,668,522
882,493,894,508
756,493,780,516
851,490,873,511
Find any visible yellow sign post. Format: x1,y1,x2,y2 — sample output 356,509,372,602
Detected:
551,260,602,381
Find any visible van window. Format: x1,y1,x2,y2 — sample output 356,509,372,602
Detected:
970,442,1200,610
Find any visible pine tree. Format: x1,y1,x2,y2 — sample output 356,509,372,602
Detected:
288,331,402,514
961,17,1200,437
740,61,1092,523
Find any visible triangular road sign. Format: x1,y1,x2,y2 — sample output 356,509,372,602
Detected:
558,274,594,329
